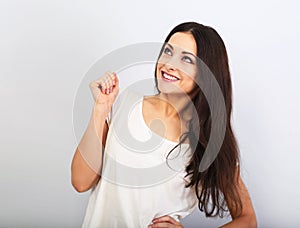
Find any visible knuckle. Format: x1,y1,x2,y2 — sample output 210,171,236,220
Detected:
109,73,115,79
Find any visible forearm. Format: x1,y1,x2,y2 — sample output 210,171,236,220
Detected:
219,215,257,228
71,106,107,192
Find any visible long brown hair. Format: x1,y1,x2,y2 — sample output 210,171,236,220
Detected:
155,22,242,217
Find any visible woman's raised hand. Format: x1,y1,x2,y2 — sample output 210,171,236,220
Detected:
89,71,119,113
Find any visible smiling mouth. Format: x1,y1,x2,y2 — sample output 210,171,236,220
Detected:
161,71,180,82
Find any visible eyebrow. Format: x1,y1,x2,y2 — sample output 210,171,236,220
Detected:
182,51,197,59
166,43,174,50
166,43,196,58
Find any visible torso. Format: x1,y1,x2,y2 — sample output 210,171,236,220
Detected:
81,91,198,227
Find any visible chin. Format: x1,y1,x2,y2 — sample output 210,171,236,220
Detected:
157,85,188,96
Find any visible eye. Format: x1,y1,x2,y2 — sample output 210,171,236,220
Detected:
163,47,172,56
182,55,194,64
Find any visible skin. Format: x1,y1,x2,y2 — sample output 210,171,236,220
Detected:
71,72,118,192
145,32,257,227
148,175,257,228
143,32,198,144
71,32,257,227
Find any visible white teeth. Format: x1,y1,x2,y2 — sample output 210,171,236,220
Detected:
162,72,179,81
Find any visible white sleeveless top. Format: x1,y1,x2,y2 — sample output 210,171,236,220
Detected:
82,90,198,228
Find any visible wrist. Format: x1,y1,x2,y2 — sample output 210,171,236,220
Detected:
90,107,108,136
93,103,110,116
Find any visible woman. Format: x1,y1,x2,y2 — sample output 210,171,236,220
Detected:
71,22,257,227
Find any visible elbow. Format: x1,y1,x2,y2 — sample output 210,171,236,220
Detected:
239,213,257,228
244,210,257,228
249,214,257,228
230,212,257,228
72,183,90,193
71,178,91,193
71,175,100,193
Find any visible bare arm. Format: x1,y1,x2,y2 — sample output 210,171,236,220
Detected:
71,72,119,192
71,108,109,192
220,175,257,228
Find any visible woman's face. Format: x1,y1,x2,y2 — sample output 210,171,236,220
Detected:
156,32,198,95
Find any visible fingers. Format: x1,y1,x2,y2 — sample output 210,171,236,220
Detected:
99,71,116,94
91,71,118,95
149,215,182,228
149,222,175,227
153,215,180,224
149,223,178,227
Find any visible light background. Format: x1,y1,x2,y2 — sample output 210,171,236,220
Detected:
1,0,299,227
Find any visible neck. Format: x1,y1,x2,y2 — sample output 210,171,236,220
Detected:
155,92,194,123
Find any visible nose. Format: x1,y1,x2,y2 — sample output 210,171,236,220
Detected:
165,56,179,71
166,62,176,71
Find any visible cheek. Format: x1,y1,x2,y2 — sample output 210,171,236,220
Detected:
186,78,196,89
156,63,163,76
182,66,198,80
182,74,198,92
182,65,197,80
